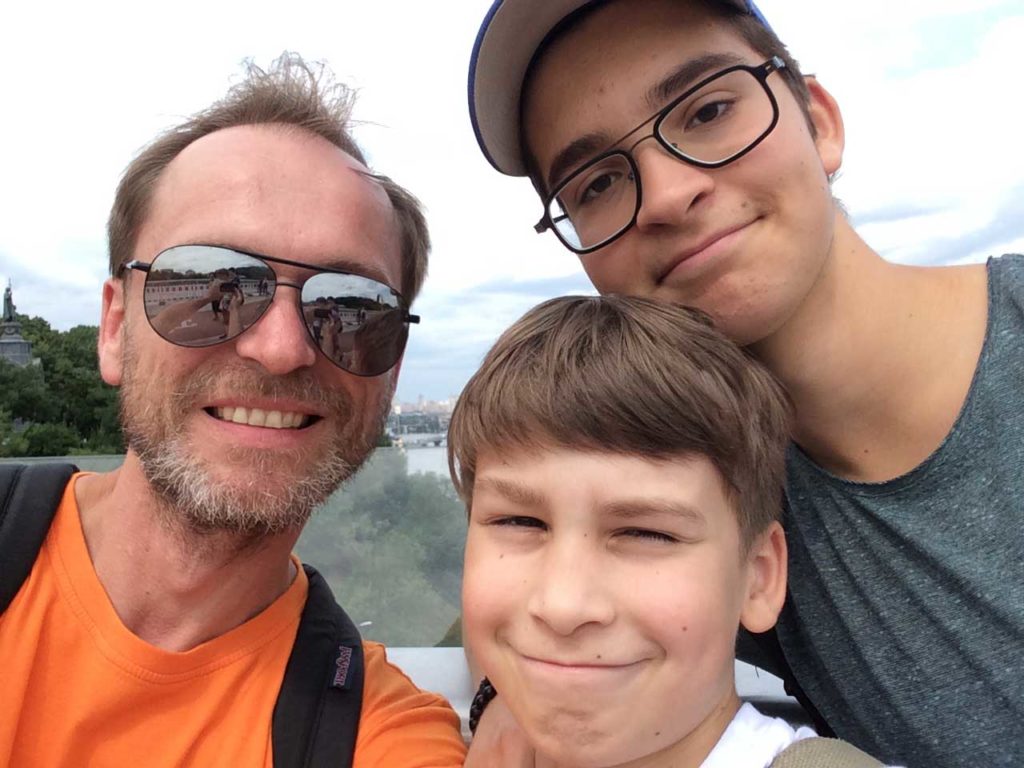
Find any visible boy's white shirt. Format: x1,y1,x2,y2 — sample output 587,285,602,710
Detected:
700,704,903,768
700,703,816,768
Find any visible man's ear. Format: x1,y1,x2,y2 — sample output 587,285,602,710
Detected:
739,521,787,634
97,277,126,387
804,76,845,178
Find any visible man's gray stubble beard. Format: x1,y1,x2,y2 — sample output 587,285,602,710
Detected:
118,335,385,540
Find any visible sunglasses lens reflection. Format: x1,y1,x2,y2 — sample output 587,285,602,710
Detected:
142,246,275,348
140,245,409,376
301,272,408,377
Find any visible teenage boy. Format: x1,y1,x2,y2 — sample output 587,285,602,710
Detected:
466,1,1023,766
450,295,885,767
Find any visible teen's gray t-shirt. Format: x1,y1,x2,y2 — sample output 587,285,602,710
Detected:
777,255,1024,768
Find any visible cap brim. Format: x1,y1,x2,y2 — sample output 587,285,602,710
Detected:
470,0,597,177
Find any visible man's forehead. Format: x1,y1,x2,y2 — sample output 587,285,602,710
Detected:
138,125,401,283
157,125,381,207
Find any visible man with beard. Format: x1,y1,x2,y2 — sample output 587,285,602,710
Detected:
0,55,466,767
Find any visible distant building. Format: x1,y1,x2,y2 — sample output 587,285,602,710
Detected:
387,394,457,439
392,395,458,416
1,281,38,368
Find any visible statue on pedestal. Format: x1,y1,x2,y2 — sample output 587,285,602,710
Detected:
2,281,14,322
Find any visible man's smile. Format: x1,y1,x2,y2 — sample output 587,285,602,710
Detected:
206,406,317,429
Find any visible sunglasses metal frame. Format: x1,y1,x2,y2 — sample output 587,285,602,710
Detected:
119,244,419,377
534,56,785,255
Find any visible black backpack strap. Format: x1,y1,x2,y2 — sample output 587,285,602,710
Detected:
737,625,835,737
0,462,77,613
272,563,364,768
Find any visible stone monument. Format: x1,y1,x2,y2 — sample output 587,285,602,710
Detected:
0,281,36,367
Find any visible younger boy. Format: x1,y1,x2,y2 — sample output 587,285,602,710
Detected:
449,295,883,767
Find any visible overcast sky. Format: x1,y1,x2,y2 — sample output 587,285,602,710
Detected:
2,0,1022,402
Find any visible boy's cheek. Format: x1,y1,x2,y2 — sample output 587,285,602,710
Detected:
462,537,512,643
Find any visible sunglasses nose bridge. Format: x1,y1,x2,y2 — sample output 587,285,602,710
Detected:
233,288,320,375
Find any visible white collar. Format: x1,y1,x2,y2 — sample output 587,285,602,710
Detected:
700,703,817,768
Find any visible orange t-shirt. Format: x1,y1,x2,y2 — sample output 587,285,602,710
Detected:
0,475,466,767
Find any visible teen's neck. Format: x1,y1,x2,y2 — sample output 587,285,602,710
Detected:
749,214,988,483
74,455,301,652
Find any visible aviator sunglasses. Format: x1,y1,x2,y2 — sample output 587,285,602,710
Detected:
120,244,419,377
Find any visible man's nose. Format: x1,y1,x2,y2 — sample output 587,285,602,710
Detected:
632,139,715,231
526,539,615,636
233,286,318,375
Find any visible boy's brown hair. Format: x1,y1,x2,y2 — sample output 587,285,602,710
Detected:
448,295,791,549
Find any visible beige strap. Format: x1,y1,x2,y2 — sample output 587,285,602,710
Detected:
769,737,883,768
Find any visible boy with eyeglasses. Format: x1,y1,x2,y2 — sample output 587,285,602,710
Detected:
466,1,1024,766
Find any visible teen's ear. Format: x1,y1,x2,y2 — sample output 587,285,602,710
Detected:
98,277,126,387
804,76,845,178
739,521,787,634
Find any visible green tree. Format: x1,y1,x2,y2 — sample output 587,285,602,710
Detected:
3,314,124,456
0,360,56,424
22,422,80,456
0,409,29,457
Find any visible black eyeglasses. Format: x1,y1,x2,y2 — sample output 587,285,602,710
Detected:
120,244,419,377
535,56,785,255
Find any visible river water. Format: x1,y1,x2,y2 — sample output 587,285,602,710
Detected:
404,445,449,476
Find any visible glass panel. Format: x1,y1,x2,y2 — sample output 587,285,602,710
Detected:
26,448,464,647
143,246,275,347
295,447,464,646
301,273,406,375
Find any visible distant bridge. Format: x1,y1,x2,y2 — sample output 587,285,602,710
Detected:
399,432,447,448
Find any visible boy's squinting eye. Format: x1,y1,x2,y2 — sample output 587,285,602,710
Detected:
617,527,679,544
491,515,547,530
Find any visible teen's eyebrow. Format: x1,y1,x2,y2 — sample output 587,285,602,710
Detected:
602,498,707,526
644,52,747,111
546,134,613,193
474,476,546,507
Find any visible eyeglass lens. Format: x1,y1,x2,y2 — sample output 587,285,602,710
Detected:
547,66,776,252
140,245,409,377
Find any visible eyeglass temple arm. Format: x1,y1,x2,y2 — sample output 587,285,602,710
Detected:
763,55,785,77
118,260,152,276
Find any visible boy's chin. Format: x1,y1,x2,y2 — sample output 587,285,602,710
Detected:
511,680,742,768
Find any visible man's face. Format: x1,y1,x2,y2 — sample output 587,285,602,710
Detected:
102,125,404,536
463,447,759,767
522,0,843,345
